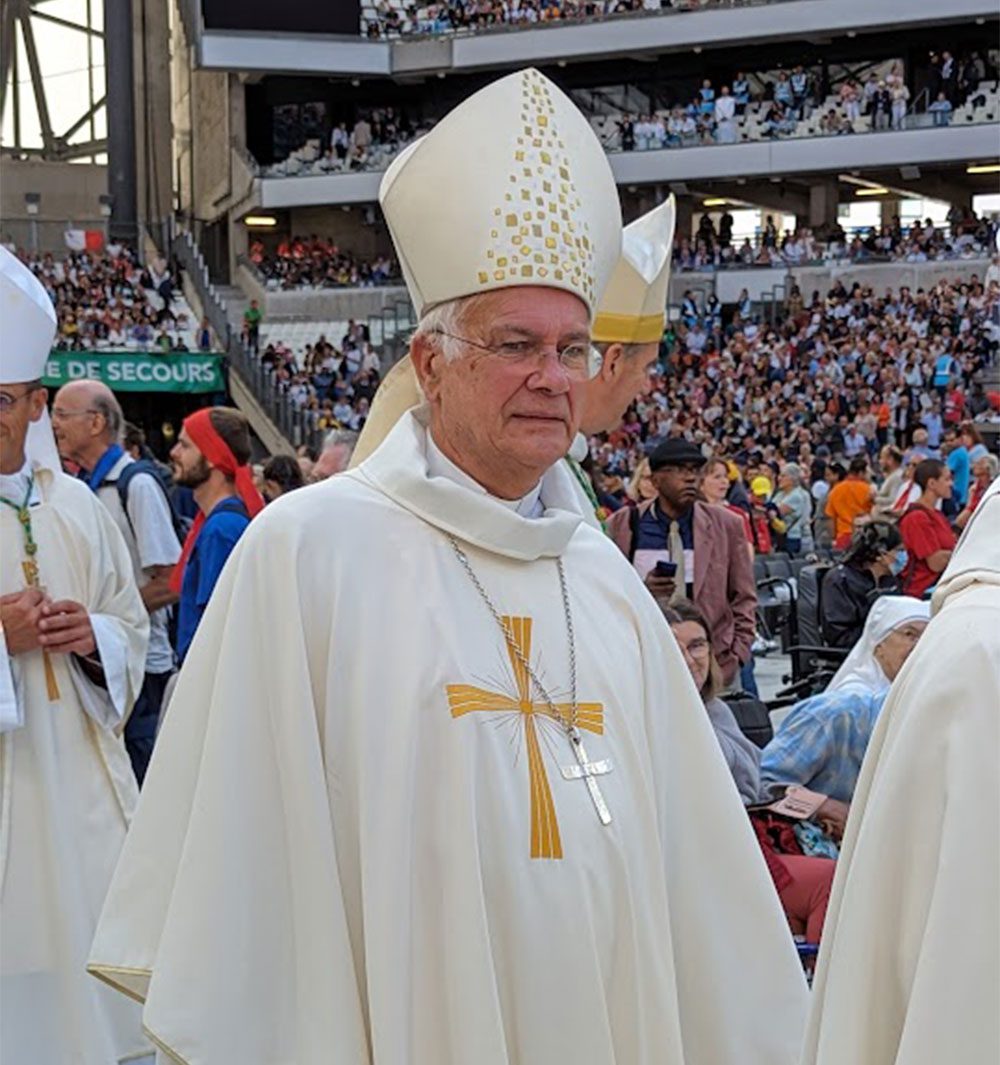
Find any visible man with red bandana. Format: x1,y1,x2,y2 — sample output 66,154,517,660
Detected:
169,406,262,663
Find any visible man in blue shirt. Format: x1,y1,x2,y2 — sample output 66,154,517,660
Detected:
168,406,263,663
921,404,943,452
943,427,970,513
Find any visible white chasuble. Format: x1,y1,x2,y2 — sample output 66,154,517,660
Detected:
90,409,807,1065
1,464,149,1064
801,480,1000,1065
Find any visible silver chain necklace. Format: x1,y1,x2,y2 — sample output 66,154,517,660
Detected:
448,535,613,826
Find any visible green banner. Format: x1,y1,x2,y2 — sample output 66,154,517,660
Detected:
42,352,225,394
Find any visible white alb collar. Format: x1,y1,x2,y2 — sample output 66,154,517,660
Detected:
426,433,543,519
352,406,584,561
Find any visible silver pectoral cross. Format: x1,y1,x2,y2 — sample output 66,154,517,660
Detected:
560,727,613,825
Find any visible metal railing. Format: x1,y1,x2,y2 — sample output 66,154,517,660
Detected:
173,227,325,454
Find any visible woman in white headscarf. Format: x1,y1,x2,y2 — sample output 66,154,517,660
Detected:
759,596,930,837
802,480,1000,1065
826,595,930,696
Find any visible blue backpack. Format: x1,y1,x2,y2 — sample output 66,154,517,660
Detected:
114,460,193,546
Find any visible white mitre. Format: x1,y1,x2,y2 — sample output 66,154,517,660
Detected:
591,196,675,345
0,246,60,469
352,68,622,469
0,246,56,383
379,67,621,319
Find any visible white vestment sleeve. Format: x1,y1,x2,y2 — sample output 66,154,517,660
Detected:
0,633,22,732
88,512,370,1065
635,592,810,1065
65,494,149,731
802,583,1000,1065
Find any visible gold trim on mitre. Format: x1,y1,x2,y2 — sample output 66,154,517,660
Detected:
589,196,675,345
379,68,621,319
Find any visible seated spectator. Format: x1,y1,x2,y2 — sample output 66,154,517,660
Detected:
820,522,905,649
761,596,929,825
825,595,929,696
664,599,836,945
928,92,953,126
898,458,957,596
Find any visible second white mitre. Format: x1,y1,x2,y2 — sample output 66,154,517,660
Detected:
379,67,621,318
592,195,676,344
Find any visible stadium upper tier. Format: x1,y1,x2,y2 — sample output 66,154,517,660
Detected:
194,0,995,76
249,119,995,211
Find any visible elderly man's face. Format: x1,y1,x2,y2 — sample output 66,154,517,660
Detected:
414,287,589,497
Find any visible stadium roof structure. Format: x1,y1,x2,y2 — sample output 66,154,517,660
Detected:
1,0,107,161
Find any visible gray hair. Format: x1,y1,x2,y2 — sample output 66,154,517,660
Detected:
93,390,124,443
412,294,496,363
781,462,803,485
977,453,999,478
323,428,359,455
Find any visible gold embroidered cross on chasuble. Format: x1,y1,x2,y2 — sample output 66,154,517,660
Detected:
447,616,604,860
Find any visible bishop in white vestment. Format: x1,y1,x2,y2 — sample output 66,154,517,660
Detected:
801,476,1000,1065
89,69,807,1065
0,247,150,1063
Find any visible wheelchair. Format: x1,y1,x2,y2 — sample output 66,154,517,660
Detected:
750,551,849,712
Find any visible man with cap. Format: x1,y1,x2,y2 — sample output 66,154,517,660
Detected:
801,478,1000,1065
0,248,150,1061
167,406,263,665
607,437,757,686
90,69,806,1064
349,196,677,531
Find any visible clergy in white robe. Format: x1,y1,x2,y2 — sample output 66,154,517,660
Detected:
801,476,1000,1065
89,68,807,1065
0,246,150,1063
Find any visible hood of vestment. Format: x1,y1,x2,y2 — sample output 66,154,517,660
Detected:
932,474,1000,613
348,406,585,561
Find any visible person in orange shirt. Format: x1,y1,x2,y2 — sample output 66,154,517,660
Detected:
874,399,891,443
825,456,875,549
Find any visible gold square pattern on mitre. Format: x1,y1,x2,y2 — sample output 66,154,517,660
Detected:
476,70,594,307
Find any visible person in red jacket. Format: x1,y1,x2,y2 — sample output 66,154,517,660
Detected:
898,459,956,598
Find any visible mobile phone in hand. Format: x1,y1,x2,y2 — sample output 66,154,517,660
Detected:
653,560,678,578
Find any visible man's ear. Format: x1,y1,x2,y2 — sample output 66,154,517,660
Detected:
600,342,624,382
411,332,444,402
29,387,48,423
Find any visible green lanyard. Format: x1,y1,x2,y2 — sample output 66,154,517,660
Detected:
565,457,608,534
0,477,39,568
0,475,60,699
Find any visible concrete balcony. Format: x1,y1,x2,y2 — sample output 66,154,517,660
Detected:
193,0,996,76
252,122,1000,210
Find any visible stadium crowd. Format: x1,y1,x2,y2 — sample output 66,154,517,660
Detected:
249,236,399,290
601,52,995,151
365,0,682,38
673,209,998,271
257,269,998,530
11,246,212,353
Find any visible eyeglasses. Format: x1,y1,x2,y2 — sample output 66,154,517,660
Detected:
679,636,711,658
50,407,98,420
0,388,41,412
433,329,603,381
